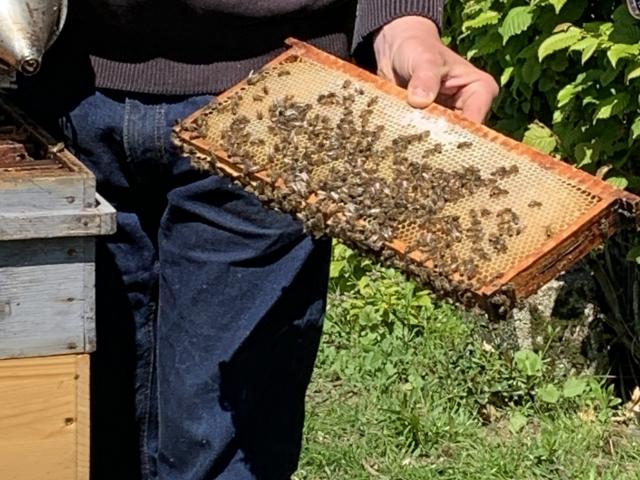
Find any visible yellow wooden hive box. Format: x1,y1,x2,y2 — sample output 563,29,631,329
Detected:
0,354,89,480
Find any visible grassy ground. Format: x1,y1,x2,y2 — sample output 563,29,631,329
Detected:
294,245,640,479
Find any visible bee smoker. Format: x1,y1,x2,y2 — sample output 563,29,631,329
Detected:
0,0,67,78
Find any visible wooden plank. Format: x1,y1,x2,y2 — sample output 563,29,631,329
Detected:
0,196,116,241
0,354,89,480
76,355,90,480
0,173,88,213
81,241,97,353
55,151,97,210
0,238,95,359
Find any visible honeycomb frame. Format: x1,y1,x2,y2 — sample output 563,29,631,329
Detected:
175,39,640,311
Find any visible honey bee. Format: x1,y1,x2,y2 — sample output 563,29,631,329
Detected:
490,166,507,179
488,233,508,253
528,200,542,208
456,141,473,149
472,246,491,261
489,185,509,198
277,69,291,77
462,258,478,280
342,79,352,89
246,71,263,85
545,225,555,238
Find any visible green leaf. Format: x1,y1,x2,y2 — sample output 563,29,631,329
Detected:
557,0,587,23
548,0,568,14
462,10,501,32
521,56,542,85
582,95,599,107
625,246,640,264
568,36,596,52
499,6,534,44
563,377,587,397
538,384,561,403
598,22,615,38
610,7,640,42
413,291,432,308
538,75,555,92
611,24,640,45
466,31,502,58
538,28,583,61
575,143,597,167
329,260,346,279
500,66,515,86
626,63,640,82
467,30,502,58
607,43,640,68
593,93,630,121
612,4,636,25
509,412,528,433
514,350,543,376
630,117,640,144
357,276,372,295
568,37,599,64
523,122,557,154
581,41,599,65
600,67,620,86
606,176,629,189
552,108,565,124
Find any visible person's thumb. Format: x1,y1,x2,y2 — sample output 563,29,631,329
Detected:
407,58,444,108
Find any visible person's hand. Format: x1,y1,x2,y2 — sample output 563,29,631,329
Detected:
373,16,499,123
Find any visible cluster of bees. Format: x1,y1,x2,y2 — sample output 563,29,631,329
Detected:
178,68,537,314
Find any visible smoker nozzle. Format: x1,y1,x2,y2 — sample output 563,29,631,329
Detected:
19,57,41,76
0,0,67,77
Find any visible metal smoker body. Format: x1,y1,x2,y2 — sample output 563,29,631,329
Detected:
0,0,67,75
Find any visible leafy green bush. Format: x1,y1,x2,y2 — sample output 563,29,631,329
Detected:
444,0,640,190
296,244,640,479
327,244,619,413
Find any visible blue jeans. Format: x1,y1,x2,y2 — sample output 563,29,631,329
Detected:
55,91,331,479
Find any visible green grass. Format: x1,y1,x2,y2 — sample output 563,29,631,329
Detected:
294,244,640,479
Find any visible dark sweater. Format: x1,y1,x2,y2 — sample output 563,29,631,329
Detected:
43,1,444,95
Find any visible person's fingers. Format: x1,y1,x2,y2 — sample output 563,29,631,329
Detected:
406,53,446,108
435,92,455,109
378,67,406,88
462,92,493,123
463,78,499,123
453,84,491,123
442,66,499,123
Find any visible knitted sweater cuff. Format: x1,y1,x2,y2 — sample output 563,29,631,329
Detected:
353,0,444,52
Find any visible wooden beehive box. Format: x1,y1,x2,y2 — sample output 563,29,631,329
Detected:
0,97,116,359
0,354,90,480
175,39,639,314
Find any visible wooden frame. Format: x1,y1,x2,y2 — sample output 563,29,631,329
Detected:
176,39,640,308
